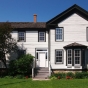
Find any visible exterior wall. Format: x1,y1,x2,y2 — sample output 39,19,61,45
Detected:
50,13,88,69
5,30,48,67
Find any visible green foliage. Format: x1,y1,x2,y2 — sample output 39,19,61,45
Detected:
50,73,66,79
4,76,13,79
14,75,24,79
66,72,75,78
50,76,57,80
0,22,17,68
50,72,88,79
9,54,34,76
75,72,88,79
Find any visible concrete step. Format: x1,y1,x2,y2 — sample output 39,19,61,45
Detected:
37,70,49,73
34,67,49,79
36,68,49,71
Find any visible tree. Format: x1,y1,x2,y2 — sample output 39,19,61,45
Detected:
0,22,17,68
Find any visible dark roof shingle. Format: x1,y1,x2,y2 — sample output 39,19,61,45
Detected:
11,22,46,28
64,42,87,48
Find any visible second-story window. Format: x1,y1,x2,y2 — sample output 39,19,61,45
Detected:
38,31,46,42
18,31,26,42
55,27,64,41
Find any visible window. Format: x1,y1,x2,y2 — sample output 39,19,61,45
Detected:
86,27,88,41
55,28,63,41
67,49,72,66
55,50,63,64
38,31,46,42
74,49,81,66
18,31,26,42
18,50,26,57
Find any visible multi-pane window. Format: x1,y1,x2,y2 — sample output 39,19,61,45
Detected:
67,49,72,65
55,50,63,63
86,27,88,41
18,50,26,57
55,28,63,41
18,32,25,42
74,49,81,65
38,31,46,42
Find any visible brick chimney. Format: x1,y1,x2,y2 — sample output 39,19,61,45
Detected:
33,14,37,23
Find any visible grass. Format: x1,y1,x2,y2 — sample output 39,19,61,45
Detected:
0,78,88,88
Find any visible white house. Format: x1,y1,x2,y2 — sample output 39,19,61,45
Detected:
0,4,88,78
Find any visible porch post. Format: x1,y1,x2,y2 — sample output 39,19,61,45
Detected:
32,59,34,78
49,61,51,76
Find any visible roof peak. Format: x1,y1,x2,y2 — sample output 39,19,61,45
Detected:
47,4,88,24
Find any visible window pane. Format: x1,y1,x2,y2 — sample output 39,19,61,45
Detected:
39,32,45,41
18,32,25,41
56,28,63,41
39,32,44,36
74,49,81,65
39,37,44,40
55,50,63,63
67,49,72,65
18,50,26,57
68,58,71,64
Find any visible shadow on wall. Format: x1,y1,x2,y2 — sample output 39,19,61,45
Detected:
0,43,27,68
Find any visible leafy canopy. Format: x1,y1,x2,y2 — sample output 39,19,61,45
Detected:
0,22,17,68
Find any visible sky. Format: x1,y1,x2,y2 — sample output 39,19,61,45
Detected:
0,0,88,22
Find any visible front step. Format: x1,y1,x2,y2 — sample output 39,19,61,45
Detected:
34,67,49,79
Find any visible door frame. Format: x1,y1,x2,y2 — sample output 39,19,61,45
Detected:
35,48,48,68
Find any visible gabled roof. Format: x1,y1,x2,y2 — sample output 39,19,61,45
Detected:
64,42,87,48
47,4,88,25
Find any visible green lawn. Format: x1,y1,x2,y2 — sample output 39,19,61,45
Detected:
0,78,88,88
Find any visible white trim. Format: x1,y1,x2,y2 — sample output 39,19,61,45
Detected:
74,49,81,66
35,48,48,67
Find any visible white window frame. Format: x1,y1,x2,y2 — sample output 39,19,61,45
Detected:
67,49,72,66
38,32,45,42
55,28,63,41
74,49,81,66
18,31,25,42
55,49,63,64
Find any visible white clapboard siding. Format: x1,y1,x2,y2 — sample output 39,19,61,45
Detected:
50,13,88,69
11,31,48,57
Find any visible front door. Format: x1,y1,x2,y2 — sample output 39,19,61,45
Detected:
39,52,46,67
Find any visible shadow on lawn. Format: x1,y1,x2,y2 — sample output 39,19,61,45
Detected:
0,80,27,87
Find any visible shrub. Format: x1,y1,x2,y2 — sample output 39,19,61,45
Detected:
9,54,34,76
66,72,74,78
50,73,66,79
50,76,57,80
75,72,83,79
14,75,24,79
82,72,88,79
4,76,13,79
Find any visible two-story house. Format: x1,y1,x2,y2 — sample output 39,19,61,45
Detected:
1,4,88,78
